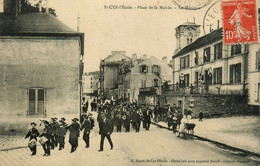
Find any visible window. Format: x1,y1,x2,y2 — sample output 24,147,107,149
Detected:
152,65,161,74
28,88,45,115
256,50,260,71
194,51,199,65
194,71,199,85
203,47,211,63
214,42,222,60
231,45,241,56
180,55,190,69
184,74,189,87
141,80,146,88
139,65,148,74
154,79,159,87
213,67,222,84
230,63,241,83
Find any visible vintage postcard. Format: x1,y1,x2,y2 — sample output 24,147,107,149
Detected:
0,0,259,166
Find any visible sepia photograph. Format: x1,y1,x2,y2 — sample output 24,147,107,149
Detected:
0,0,259,165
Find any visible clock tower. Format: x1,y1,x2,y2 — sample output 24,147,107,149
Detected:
175,21,200,53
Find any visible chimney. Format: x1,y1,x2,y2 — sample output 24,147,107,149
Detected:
162,56,168,64
4,0,21,17
193,17,195,24
217,20,219,28
143,54,147,60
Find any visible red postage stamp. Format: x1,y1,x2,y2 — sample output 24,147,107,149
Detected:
222,0,258,44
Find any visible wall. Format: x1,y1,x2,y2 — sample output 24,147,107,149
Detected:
0,37,81,134
159,94,256,118
248,43,260,106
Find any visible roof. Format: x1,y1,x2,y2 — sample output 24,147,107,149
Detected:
0,13,77,33
176,21,201,28
0,12,84,55
173,28,223,58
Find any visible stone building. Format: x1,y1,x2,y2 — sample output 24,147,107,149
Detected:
167,22,256,116
82,71,100,99
99,51,130,100
0,0,84,134
118,54,173,104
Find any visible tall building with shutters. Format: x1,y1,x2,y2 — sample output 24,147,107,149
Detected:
172,27,248,95
0,0,84,134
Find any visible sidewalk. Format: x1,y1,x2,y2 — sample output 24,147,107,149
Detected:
154,116,260,155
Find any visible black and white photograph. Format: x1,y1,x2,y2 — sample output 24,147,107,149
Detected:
0,0,259,165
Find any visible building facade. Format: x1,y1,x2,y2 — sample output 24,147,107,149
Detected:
172,28,248,95
100,51,130,100
0,0,84,134
82,71,100,98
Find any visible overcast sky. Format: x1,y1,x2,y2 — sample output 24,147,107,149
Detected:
47,0,220,72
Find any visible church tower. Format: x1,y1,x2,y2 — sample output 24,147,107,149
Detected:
174,21,200,53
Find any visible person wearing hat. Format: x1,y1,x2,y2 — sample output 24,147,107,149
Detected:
39,128,51,156
98,116,113,152
50,117,59,149
67,118,80,153
56,119,67,150
25,122,39,155
80,115,93,148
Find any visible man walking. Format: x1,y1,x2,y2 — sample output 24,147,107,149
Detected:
67,118,80,153
81,114,93,148
98,115,113,152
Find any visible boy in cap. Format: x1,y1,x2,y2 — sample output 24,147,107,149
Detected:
25,122,39,155
67,118,80,153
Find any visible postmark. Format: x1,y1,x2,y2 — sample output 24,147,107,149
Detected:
172,0,212,10
222,0,258,44
203,0,222,35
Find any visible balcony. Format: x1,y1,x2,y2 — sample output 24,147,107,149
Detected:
139,87,159,95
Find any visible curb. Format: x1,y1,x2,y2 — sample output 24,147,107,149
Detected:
151,122,260,158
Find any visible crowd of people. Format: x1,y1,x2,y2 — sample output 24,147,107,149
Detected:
25,98,199,156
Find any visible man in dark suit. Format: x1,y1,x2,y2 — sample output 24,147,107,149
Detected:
98,115,113,152
143,108,153,130
81,114,93,148
67,118,80,153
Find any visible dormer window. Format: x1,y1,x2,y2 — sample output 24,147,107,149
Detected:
139,65,148,74
152,65,161,74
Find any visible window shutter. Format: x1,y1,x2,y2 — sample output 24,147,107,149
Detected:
139,65,142,73
219,68,222,84
230,65,233,83
237,63,241,83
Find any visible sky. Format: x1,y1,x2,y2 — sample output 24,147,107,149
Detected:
46,0,220,72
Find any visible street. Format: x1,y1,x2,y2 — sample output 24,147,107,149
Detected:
0,113,259,166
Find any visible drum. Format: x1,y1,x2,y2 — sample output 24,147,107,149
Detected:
28,139,37,148
39,136,48,145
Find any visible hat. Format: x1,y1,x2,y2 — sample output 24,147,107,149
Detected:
42,120,50,125
87,113,93,117
72,118,79,122
61,117,66,121
31,122,37,126
51,117,58,121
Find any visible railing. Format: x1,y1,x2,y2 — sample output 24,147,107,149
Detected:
162,83,210,95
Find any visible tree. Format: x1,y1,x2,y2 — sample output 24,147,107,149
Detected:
21,0,57,17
